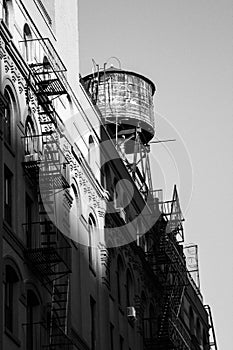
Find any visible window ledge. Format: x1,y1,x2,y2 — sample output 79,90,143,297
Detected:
5,327,21,347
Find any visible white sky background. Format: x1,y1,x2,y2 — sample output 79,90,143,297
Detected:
78,1,233,348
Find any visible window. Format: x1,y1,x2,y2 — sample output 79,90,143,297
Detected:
90,297,96,350
116,256,124,305
196,318,202,343
3,0,9,27
126,270,133,306
26,195,33,248
103,164,111,192
4,166,12,226
5,273,13,331
42,56,51,81
25,113,37,156
141,293,148,338
88,135,94,165
4,89,12,145
4,265,19,333
70,184,79,241
23,23,33,62
2,0,13,31
119,335,124,350
3,87,16,146
26,290,40,350
110,323,114,350
88,215,96,268
189,307,194,335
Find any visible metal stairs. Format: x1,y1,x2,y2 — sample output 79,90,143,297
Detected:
21,37,75,349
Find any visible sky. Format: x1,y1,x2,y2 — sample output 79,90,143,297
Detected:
78,1,233,348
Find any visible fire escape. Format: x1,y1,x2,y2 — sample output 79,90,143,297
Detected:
204,305,218,350
143,186,191,350
21,38,74,349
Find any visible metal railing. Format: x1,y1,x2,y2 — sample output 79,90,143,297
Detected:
23,221,72,272
19,38,66,73
18,37,69,96
169,311,191,350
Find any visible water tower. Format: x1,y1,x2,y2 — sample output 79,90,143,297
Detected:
82,61,156,198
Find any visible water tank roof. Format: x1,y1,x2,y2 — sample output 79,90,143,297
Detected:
83,67,156,96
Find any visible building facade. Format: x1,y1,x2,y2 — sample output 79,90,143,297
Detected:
0,1,217,350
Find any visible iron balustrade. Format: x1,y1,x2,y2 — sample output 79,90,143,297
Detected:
18,37,69,97
23,221,72,277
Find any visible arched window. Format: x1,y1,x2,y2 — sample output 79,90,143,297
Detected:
4,264,20,333
25,113,36,156
23,23,33,62
26,290,40,350
189,307,195,335
122,192,130,221
4,88,14,145
26,194,33,248
196,318,202,343
103,164,111,192
4,165,13,226
3,0,10,27
126,270,134,306
42,56,51,82
141,292,148,338
88,135,94,165
70,184,79,242
3,0,13,31
88,214,96,268
116,256,124,305
137,220,148,253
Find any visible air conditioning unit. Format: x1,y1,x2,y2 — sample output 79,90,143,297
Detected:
126,306,136,319
24,153,41,162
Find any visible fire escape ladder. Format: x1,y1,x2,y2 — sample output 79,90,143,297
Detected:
158,296,170,340
49,275,70,346
162,185,184,242
145,152,153,192
155,227,190,349
20,38,76,350
39,130,69,191
174,284,185,318
157,280,185,342
204,305,218,350
168,279,186,318
158,232,188,287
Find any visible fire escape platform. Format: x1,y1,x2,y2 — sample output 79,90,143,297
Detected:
39,171,70,190
36,78,67,96
25,247,71,272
